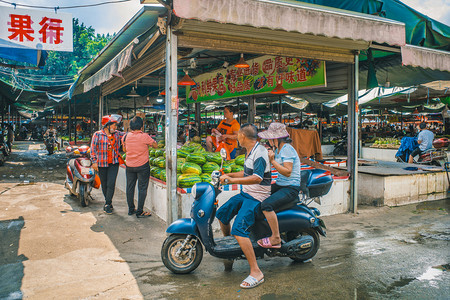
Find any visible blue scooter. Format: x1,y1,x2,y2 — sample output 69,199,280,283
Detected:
161,152,332,274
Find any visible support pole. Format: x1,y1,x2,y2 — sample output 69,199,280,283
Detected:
98,94,103,130
347,53,359,214
68,98,72,142
74,98,77,145
90,93,94,137
195,102,201,137
248,96,255,124
165,25,178,224
278,96,282,122
237,98,241,124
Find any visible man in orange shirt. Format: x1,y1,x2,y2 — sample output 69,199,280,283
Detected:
206,106,240,159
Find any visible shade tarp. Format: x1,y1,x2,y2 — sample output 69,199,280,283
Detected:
293,0,450,51
173,0,405,46
83,43,134,93
323,86,418,107
401,45,450,73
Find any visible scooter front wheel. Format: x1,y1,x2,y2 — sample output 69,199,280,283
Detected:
78,184,88,207
161,234,203,274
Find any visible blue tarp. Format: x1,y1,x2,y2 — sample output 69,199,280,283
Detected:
0,38,46,66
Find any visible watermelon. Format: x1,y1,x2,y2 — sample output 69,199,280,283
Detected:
160,169,166,182
202,162,220,173
224,159,235,165
222,164,232,173
205,152,222,164
155,149,164,157
150,166,159,177
181,162,202,175
157,140,165,148
235,154,245,166
156,158,166,168
181,145,195,153
149,149,156,157
231,164,244,173
154,168,164,179
186,153,206,165
200,173,212,183
177,174,202,188
178,157,186,164
177,149,189,158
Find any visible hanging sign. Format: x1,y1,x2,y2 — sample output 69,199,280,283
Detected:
186,55,326,103
0,7,73,52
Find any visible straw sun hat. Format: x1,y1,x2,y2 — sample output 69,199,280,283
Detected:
258,122,289,140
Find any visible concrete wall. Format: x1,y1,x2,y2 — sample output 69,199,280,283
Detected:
359,171,448,206
116,167,351,224
361,147,398,162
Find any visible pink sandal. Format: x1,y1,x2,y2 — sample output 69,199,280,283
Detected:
257,237,281,249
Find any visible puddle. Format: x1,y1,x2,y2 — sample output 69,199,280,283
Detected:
416,199,450,213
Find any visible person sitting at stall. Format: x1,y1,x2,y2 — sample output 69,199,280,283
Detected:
206,106,240,159
256,122,301,248
408,122,434,164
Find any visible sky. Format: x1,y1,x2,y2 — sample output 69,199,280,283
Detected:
0,0,449,35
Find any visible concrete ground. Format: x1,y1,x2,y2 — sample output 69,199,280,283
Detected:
0,141,449,299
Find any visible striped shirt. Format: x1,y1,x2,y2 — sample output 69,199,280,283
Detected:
242,142,271,202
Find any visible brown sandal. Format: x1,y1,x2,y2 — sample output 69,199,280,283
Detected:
136,211,152,218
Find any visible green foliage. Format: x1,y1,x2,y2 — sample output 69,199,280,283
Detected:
27,18,113,77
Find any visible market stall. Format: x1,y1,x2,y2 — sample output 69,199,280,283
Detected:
71,0,450,223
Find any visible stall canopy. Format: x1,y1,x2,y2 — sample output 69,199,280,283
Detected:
0,38,47,66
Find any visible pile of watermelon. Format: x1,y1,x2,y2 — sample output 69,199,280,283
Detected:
149,141,246,189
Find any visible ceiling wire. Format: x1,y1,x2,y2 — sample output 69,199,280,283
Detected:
0,0,133,10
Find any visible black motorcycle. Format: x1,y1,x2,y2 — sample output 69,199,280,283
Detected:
333,136,347,156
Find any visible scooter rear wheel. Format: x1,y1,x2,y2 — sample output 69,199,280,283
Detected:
161,234,203,274
286,229,320,262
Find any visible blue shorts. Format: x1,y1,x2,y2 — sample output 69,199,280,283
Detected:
216,192,261,238
230,148,237,159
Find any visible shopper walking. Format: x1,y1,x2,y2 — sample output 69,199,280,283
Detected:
91,114,125,214
122,116,158,218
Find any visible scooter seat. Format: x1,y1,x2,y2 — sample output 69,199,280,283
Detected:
213,236,260,257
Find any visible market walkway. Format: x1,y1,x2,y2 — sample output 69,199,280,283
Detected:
0,142,449,299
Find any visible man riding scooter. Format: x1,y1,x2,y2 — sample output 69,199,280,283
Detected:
216,123,271,289
408,122,434,164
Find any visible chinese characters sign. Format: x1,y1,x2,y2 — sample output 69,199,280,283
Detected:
186,56,326,103
0,7,73,51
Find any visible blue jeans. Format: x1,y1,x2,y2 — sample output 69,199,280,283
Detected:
216,192,261,238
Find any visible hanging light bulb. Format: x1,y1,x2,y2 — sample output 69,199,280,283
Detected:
143,96,152,107
271,80,288,94
156,77,164,102
127,82,140,97
156,95,164,103
382,108,389,115
235,53,249,68
412,107,419,115
178,71,196,86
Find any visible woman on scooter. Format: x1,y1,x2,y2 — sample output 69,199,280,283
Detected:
257,122,301,248
90,114,125,214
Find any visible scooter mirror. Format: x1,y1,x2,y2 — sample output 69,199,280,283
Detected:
220,148,227,160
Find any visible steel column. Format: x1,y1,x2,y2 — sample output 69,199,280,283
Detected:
165,25,178,224
347,54,359,214
248,96,255,124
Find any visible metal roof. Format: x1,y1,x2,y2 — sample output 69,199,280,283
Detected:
76,5,166,87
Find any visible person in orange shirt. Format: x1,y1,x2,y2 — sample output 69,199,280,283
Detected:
206,106,240,159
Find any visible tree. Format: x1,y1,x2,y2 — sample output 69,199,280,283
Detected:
37,18,112,77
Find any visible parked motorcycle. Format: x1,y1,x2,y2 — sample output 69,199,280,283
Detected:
64,145,100,207
396,137,449,166
0,129,10,157
0,142,5,166
332,136,347,156
161,150,331,274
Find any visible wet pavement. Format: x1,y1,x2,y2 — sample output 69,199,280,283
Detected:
0,141,449,299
